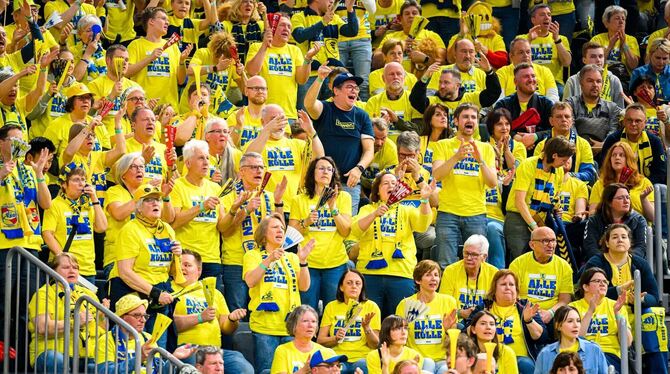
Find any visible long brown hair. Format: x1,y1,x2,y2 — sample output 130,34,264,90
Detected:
485,269,519,304
468,310,501,360
596,183,631,224
599,142,642,188
550,352,585,374
303,156,341,199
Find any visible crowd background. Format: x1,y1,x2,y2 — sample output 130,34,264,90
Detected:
0,0,669,373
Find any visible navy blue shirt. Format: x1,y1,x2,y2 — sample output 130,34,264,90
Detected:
313,101,373,174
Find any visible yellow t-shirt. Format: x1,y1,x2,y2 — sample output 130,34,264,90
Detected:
509,252,574,311
3,26,58,96
173,282,231,346
29,283,101,366
103,185,134,267
589,177,654,220
590,33,640,70
518,33,570,84
246,42,305,119
379,30,446,72
271,342,334,374
644,107,661,136
506,156,564,218
0,164,42,250
289,191,352,269
526,0,575,15
428,64,486,94
497,344,520,374
242,249,302,335
244,137,308,201
64,151,109,206
570,297,630,358
368,69,418,96
534,131,594,184
366,346,423,374
228,106,264,148
447,34,507,58
68,42,107,83
87,75,140,139
113,219,177,285
396,293,458,360
103,0,136,42
171,177,223,264
370,0,402,47
351,203,431,278
42,196,97,276
363,139,398,188
496,63,558,97
646,27,669,57
126,138,168,182
438,260,499,311
321,299,382,361
43,113,110,160
490,303,528,357
291,12,346,69
557,176,588,223
168,15,205,45
96,329,151,365
127,38,182,107
221,186,275,265
365,90,422,140
432,137,496,216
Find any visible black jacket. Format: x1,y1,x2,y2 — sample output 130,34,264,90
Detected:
408,69,502,113
582,211,647,260
493,93,554,143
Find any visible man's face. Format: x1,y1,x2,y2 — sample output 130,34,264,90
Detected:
550,108,573,134
454,40,476,70
0,129,22,155
122,305,148,333
383,64,405,92
197,354,224,374
584,48,605,67
239,158,265,186
274,17,292,43
373,127,388,153
455,108,478,136
134,109,157,138
245,77,268,105
530,228,557,261
531,7,552,28
438,72,460,99
514,67,537,95
580,69,603,100
108,50,129,76
511,41,532,65
623,108,646,138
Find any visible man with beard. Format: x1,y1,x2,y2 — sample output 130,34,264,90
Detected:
431,103,497,268
426,39,488,96
565,64,622,151
494,62,554,152
495,38,559,102
228,76,273,148
304,67,374,215
126,106,175,183
365,62,422,140
368,39,418,96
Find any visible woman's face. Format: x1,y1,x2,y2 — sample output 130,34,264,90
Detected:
583,272,608,297
80,24,95,44
139,195,162,219
418,268,440,292
473,314,497,342
56,257,79,284
122,158,145,188
72,95,92,115
180,254,200,282
493,117,511,140
377,174,397,202
79,128,96,152
264,218,285,247
634,81,655,103
609,146,627,172
386,45,404,64
610,188,631,215
606,12,626,32
431,107,449,129
495,275,517,304
340,271,363,301
556,361,580,374
607,227,631,255
159,106,176,126
314,159,334,187
389,323,408,345
172,0,191,18
295,311,318,339
63,174,86,199
558,310,581,341
240,0,256,17
59,52,76,76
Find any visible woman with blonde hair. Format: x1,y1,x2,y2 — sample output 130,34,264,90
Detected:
222,0,266,64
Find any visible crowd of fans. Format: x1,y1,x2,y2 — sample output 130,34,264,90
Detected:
1,0,670,373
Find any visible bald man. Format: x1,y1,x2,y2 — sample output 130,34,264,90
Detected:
509,227,574,326
229,75,271,148
365,62,422,140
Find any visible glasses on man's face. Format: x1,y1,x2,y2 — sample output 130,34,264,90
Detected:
533,238,557,246
463,251,481,259
128,96,146,103
127,313,150,320
207,129,230,135
316,166,334,174
589,279,609,285
242,165,265,171
247,86,268,92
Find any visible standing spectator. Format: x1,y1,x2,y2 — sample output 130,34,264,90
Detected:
363,118,397,190
336,0,376,101
222,0,266,64
228,76,269,149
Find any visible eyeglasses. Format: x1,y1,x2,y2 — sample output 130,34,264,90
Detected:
463,251,481,259
143,197,160,203
128,164,145,171
315,363,343,370
532,238,557,246
127,96,146,103
398,152,417,159
613,195,631,201
340,85,360,92
316,166,334,173
207,129,231,135
589,279,609,285
241,165,265,170
126,313,151,320
247,86,268,92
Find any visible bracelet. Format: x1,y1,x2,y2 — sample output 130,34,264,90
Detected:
36,177,45,183
529,222,538,230
274,201,284,208
114,128,123,134
197,313,203,323
233,127,243,134
356,164,365,173
80,58,91,65
524,318,533,324
229,208,238,216
419,198,429,204
299,219,307,229
554,38,562,44
415,175,424,184
259,262,268,271
91,201,100,206
548,309,555,318
312,132,318,139
40,67,48,73
300,262,308,267
331,208,339,217
421,75,430,84
304,58,313,65
150,286,162,300
162,197,171,202
316,77,324,83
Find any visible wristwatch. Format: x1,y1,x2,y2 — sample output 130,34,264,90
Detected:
356,164,365,173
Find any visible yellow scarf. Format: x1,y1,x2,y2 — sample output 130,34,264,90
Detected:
256,249,300,316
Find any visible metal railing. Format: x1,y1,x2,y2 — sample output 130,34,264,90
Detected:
653,184,665,299
619,314,629,374
72,294,142,374
633,269,642,374
647,226,654,269
146,347,197,374
3,246,70,373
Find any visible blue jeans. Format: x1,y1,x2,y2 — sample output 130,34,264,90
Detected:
300,264,348,313
342,359,368,374
253,333,293,374
201,262,224,294
35,350,97,372
553,12,576,43
363,275,415,318
486,219,506,269
341,183,361,216
517,356,535,374
492,6,520,50
182,348,254,374
435,212,487,269
423,358,448,374
604,353,620,374
338,39,372,101
222,264,249,312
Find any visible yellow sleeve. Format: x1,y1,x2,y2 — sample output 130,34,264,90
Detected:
558,261,574,295
242,250,262,279
95,332,117,364
511,158,534,193
575,180,589,201
405,203,431,233
366,349,382,374
577,138,594,164
395,297,407,316
626,35,640,57
42,202,60,233
270,344,289,374
589,180,603,206
438,266,455,295
491,34,506,52
116,224,142,261
513,140,527,164
539,65,557,90
533,140,545,157
350,204,376,239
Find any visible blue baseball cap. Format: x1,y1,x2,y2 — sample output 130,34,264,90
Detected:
310,350,348,367
332,73,363,88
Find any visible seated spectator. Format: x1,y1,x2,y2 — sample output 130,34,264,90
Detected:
471,269,548,374
349,172,433,317
289,156,353,311
590,5,640,72
369,39,418,97
583,184,648,259
644,2,670,58
629,75,670,144
549,352,586,374
29,253,102,372
443,333,480,374
495,38,558,103
363,118,398,190
172,250,253,373
396,103,452,175
589,142,655,222
427,39,487,96
242,213,315,374
70,15,107,83
271,305,337,374
366,315,424,374
194,346,226,374
533,306,608,374
439,235,498,321
447,2,508,69
467,311,518,374
318,269,381,373
631,38,670,104
396,260,457,374
555,157,589,251
569,267,632,373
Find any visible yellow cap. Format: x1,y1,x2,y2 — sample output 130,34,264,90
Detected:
115,293,148,317
133,184,163,202
13,0,39,13
64,82,92,99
